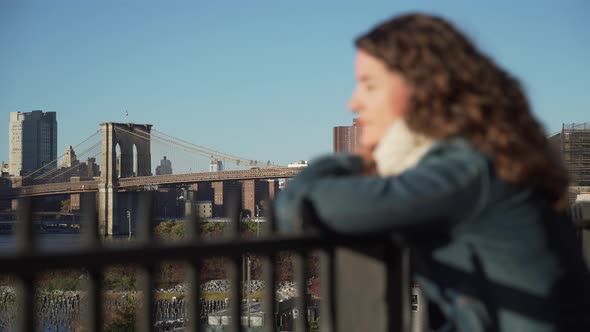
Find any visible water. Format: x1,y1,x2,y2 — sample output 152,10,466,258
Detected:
0,233,138,252
0,233,83,251
0,218,137,252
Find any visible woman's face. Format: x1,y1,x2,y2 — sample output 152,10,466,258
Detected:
348,50,412,151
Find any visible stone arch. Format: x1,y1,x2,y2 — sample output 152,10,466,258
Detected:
100,122,152,183
98,122,152,235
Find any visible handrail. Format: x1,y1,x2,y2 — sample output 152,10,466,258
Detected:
0,193,408,331
0,234,385,273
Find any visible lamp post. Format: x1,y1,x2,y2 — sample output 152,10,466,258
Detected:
255,204,260,237
247,256,251,328
126,210,132,239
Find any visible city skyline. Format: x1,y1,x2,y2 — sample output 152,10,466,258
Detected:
1,1,589,167
8,110,57,176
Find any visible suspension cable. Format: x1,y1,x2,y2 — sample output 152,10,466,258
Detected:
153,129,273,167
34,141,102,180
22,129,101,180
112,126,285,174
113,126,246,165
45,151,102,183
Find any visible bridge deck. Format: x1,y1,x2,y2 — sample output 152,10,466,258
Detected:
1,167,302,198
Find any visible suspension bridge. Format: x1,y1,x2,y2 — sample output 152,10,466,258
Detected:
1,122,303,235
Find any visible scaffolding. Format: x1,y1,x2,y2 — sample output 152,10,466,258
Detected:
561,122,590,186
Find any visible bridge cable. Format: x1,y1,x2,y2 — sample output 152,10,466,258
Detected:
153,129,274,167
34,141,103,181
112,126,218,175
45,151,102,183
113,127,239,163
114,125,264,166
34,140,102,178
34,142,102,181
22,129,101,180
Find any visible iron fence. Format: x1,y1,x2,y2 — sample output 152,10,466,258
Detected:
0,192,409,332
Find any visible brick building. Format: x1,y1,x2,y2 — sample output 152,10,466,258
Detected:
333,118,360,153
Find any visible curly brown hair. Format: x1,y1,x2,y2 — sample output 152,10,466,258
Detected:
355,13,569,210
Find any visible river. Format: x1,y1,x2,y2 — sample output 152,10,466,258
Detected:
0,233,138,251
0,233,83,251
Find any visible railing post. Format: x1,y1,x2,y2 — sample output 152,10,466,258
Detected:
334,245,389,332
226,191,244,332
318,248,335,332
136,191,156,332
298,198,410,332
333,242,411,332
186,199,203,332
261,203,277,332
297,201,337,332
81,192,103,332
15,197,36,332
386,244,410,332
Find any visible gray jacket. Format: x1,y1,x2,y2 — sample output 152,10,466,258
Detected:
275,138,590,331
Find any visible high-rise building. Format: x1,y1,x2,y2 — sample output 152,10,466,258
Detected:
60,145,78,168
86,157,100,178
549,122,590,186
8,111,57,176
548,122,590,204
333,118,360,153
156,156,173,175
209,159,224,172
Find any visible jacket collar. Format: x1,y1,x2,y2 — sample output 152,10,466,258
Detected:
372,120,435,176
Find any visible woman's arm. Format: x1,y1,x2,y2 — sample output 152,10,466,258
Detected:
275,148,489,234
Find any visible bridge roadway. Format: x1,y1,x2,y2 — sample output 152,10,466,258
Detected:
0,167,303,199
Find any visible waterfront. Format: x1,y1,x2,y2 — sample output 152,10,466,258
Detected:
0,232,138,251
0,218,186,251
0,233,82,251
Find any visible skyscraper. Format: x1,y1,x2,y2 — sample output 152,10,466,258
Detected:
8,111,57,176
156,156,173,175
60,145,78,168
333,118,360,153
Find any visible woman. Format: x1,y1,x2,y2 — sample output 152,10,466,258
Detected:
275,13,590,331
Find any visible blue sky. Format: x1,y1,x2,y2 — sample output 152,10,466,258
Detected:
1,0,588,168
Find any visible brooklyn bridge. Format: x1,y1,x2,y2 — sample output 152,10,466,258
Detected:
0,122,302,235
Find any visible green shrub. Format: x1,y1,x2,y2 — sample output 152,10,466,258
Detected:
43,276,81,292
105,296,136,332
104,275,135,291
104,266,136,291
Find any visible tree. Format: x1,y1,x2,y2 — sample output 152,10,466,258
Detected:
60,199,71,213
56,199,71,219
105,296,136,332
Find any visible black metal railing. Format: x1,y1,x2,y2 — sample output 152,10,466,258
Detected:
0,192,410,332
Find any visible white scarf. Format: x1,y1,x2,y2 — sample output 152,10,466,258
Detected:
372,120,435,176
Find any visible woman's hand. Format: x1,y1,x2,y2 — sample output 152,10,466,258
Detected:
356,147,377,175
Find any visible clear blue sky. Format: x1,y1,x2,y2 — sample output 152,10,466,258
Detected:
1,0,588,167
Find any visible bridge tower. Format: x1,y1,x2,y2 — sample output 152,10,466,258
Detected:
98,123,152,235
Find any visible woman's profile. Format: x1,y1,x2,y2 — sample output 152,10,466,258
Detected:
276,13,590,331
